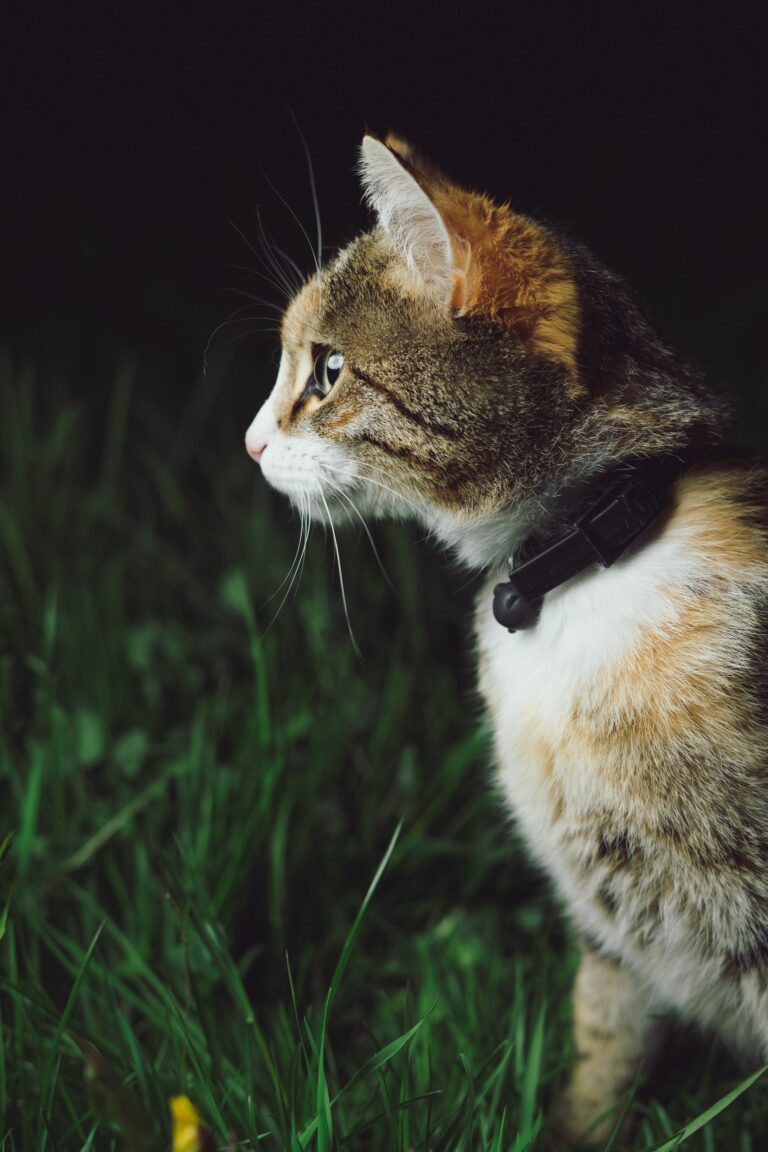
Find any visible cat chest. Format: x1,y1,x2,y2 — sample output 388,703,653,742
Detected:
475,571,667,956
476,561,768,978
477,604,621,848
474,551,685,850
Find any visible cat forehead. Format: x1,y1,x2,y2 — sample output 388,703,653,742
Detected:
281,231,442,355
281,278,322,349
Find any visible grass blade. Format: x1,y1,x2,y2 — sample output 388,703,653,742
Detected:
641,1065,767,1151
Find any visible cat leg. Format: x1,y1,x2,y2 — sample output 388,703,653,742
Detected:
551,943,655,1148
731,961,768,1063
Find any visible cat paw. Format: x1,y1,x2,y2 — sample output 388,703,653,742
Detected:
548,1089,635,1150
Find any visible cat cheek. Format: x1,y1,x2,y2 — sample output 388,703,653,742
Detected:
257,433,297,492
257,434,323,503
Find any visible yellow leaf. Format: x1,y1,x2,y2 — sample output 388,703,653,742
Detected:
170,1096,210,1152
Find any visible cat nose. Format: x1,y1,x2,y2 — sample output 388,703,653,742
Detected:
246,435,267,463
246,403,277,463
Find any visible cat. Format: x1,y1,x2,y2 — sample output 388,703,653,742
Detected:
245,132,768,1146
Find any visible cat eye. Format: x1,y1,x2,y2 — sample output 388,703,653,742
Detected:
314,348,345,396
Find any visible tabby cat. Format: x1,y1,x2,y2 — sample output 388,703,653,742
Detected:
245,134,768,1146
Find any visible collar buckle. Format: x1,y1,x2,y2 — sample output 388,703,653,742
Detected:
492,454,689,633
574,474,661,568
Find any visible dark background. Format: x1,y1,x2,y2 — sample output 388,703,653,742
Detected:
3,9,768,1142
2,5,767,439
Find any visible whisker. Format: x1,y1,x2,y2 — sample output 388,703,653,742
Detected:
224,326,283,349
324,477,394,590
202,305,280,372
295,493,312,593
261,500,308,609
223,319,284,337
357,460,432,516
230,251,292,301
262,495,310,633
220,314,282,327
230,217,296,301
261,168,321,282
289,108,322,271
226,285,285,313
265,236,305,287
323,479,364,538
319,486,362,662
324,462,426,518
254,207,304,296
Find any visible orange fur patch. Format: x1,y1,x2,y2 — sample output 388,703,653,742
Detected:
381,135,582,383
564,469,765,811
500,467,768,842
670,468,768,578
321,403,363,432
436,188,582,386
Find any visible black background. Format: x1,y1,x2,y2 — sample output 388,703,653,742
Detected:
3,4,767,436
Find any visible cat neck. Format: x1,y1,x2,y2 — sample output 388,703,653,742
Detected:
426,501,538,571
426,449,701,573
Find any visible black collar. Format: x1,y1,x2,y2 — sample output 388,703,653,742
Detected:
492,452,693,632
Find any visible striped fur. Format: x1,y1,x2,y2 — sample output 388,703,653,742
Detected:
246,136,767,1145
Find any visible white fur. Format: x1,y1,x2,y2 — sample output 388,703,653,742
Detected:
476,530,691,855
245,353,289,458
247,352,432,523
475,522,768,1049
358,137,454,294
248,363,768,1049
424,503,540,569
246,354,360,515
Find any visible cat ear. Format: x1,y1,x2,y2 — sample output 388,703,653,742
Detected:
358,135,455,296
361,134,579,378
383,133,446,183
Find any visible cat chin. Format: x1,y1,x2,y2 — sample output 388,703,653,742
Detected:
275,472,524,567
258,430,354,505
265,460,418,527
423,504,529,572
260,431,520,563
288,482,412,528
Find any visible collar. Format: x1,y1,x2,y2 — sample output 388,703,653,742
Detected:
492,452,693,632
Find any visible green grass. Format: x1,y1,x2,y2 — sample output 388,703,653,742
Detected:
1,346,767,1150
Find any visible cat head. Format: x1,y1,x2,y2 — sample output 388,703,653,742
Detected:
246,134,720,568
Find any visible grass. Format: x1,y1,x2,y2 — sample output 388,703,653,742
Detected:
1,344,767,1150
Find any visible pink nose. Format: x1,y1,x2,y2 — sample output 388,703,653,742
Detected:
247,439,267,464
